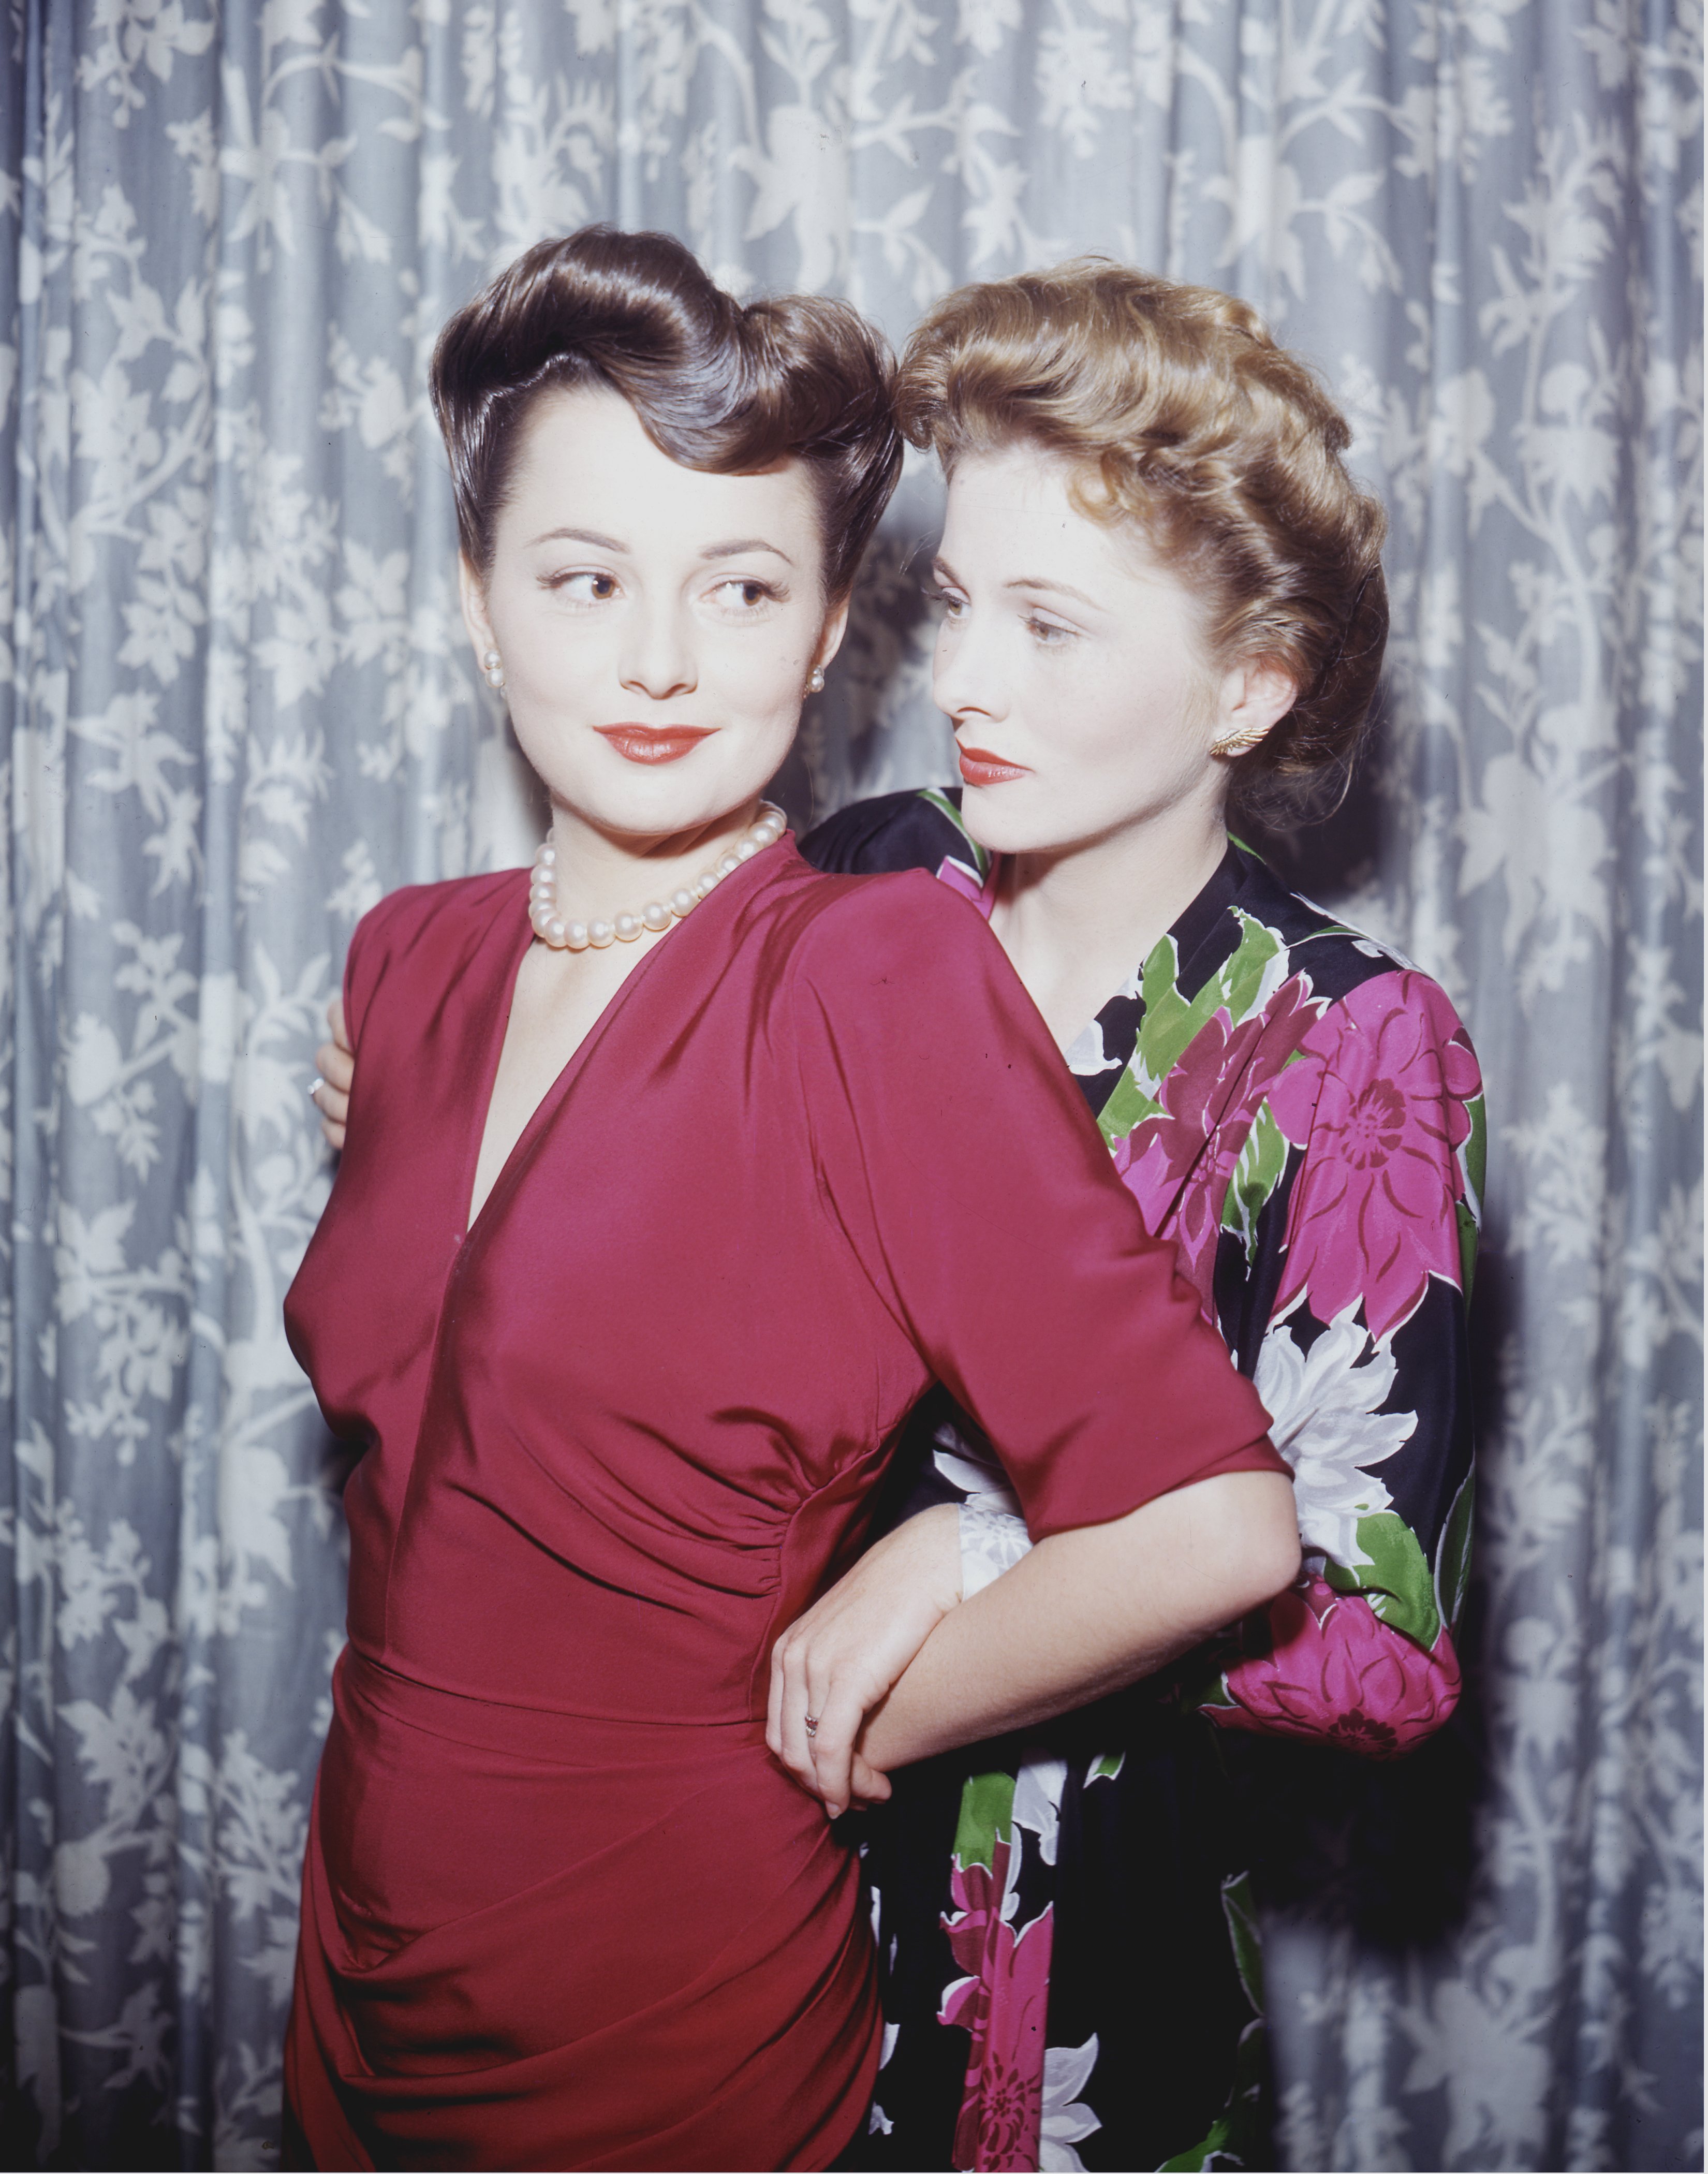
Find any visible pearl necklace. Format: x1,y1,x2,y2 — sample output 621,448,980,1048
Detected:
528,802,787,951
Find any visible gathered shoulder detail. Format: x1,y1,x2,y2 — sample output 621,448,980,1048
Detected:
342,870,525,1045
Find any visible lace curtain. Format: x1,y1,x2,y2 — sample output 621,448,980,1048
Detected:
2,2,1699,2166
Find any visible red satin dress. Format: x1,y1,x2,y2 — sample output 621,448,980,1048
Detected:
281,841,1283,2171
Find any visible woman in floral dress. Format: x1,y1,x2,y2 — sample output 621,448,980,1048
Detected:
315,259,1483,2172
808,789,1480,2173
789,263,1484,2174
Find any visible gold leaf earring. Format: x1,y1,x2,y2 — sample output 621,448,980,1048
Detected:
1211,728,1261,759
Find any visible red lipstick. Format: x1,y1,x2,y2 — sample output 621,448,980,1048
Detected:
957,744,1031,786
595,725,717,765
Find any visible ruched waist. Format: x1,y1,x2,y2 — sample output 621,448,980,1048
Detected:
340,1643,770,1762
291,1646,879,2169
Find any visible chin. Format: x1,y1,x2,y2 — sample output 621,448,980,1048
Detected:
957,780,1061,858
563,762,778,843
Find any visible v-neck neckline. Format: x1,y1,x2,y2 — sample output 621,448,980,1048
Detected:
963,840,1250,1122
1074,845,1250,1117
455,843,792,1247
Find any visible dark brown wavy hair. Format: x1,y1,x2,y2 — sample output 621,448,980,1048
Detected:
895,260,1389,818
431,226,903,601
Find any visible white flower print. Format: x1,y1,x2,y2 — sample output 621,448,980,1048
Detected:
1254,1304,1417,1569
1012,1752,1070,1867
1039,2033,1102,2170
1064,1014,1123,1078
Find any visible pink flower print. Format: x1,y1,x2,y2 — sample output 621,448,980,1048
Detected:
1204,1575,1463,1758
1112,976,1320,1303
938,1836,1054,2172
1268,972,1483,1340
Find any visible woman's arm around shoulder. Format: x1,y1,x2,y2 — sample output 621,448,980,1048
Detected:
312,872,520,1151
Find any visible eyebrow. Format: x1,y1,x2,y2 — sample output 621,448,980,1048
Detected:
932,555,1103,612
525,525,793,566
699,536,794,565
527,526,628,551
1004,575,1102,609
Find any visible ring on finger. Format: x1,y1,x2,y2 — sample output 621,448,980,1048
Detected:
804,1713,819,1738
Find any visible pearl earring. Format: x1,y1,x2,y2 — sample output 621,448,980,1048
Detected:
483,648,505,692
808,665,826,694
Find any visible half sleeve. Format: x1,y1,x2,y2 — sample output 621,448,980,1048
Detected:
788,874,1287,1540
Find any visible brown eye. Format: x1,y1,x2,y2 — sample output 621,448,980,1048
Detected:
712,578,777,611
552,570,620,603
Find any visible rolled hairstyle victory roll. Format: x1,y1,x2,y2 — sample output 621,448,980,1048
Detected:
431,224,903,600
896,259,1390,816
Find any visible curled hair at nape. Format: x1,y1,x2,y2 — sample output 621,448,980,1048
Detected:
1230,734,1362,834
896,258,1390,819
1228,557,1390,827
431,227,902,599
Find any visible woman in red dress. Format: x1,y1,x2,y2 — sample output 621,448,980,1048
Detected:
282,228,1300,2171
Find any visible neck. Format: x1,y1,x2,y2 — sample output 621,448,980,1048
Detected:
989,793,1231,1050
546,795,765,920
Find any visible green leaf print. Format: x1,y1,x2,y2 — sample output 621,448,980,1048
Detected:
1324,1512,1441,1650
1456,1091,1486,1296
1158,2110,1240,2171
1220,1100,1289,1264
1435,1472,1475,1633
1219,1872,1265,2013
1456,1201,1480,1299
951,1769,1015,1872
1098,911,1287,1147
1086,1750,1127,1782
918,788,990,876
1159,2016,1268,2170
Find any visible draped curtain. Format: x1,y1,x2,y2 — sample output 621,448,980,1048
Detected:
2,2,1700,2166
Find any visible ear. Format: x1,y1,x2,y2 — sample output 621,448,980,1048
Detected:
458,552,496,662
814,593,852,676
1213,656,1297,754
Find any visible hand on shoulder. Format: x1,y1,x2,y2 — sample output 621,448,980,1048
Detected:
311,996,354,1150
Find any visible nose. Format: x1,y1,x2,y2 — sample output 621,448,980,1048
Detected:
619,600,697,702
932,607,1004,731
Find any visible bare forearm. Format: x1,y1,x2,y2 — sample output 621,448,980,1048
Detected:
861,1470,1299,1771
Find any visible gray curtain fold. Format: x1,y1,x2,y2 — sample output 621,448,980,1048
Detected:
2,3,1699,2167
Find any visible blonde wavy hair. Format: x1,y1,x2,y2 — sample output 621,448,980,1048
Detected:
894,260,1388,817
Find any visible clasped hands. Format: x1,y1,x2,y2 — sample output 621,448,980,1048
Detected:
765,1502,964,1819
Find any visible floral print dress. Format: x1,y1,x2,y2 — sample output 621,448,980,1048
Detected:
803,789,1485,2174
